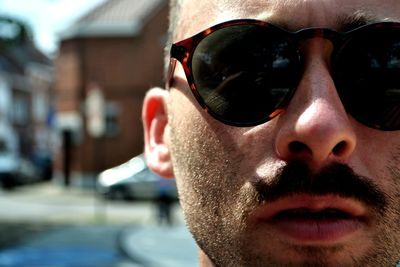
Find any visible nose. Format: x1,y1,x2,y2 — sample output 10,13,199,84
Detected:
275,41,357,168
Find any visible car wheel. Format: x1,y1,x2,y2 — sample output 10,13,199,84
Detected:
109,187,132,201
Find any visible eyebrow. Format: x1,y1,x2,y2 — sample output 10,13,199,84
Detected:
336,11,382,32
269,10,391,33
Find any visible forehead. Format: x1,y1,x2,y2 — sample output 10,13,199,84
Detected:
176,0,400,40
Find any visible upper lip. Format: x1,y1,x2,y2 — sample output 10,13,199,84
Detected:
252,194,367,221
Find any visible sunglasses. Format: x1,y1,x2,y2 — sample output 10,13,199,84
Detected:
169,19,400,130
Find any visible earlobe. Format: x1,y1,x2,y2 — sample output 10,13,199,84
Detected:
142,87,174,178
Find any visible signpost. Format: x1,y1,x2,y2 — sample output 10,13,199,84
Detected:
86,83,107,222
86,85,105,138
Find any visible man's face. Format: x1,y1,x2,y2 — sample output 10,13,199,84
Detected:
160,0,400,266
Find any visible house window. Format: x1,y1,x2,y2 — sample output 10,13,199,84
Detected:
13,96,29,125
105,102,120,137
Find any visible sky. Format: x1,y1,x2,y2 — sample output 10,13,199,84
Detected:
0,0,106,56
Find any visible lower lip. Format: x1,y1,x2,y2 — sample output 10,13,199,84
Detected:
268,218,364,244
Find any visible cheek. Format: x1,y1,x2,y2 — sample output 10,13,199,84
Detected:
354,131,400,193
168,90,241,190
167,90,255,212
167,89,281,198
386,142,400,195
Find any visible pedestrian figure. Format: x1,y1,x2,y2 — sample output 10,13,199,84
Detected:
155,177,174,225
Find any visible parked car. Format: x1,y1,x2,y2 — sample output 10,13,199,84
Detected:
97,154,178,201
0,152,41,188
0,126,40,188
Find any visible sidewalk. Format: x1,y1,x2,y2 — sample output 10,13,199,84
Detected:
0,182,185,225
0,223,198,267
120,225,198,267
0,182,199,266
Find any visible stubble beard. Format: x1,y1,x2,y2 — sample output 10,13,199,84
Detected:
168,117,400,267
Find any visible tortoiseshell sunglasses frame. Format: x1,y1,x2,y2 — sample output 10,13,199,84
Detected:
167,19,400,128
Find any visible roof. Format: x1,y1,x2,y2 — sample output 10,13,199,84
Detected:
60,0,166,40
0,16,51,74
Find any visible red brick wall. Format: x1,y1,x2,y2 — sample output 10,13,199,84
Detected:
54,4,168,181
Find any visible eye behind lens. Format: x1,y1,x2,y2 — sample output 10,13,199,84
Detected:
333,25,400,131
190,24,300,126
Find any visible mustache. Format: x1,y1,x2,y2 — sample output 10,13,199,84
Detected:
253,161,387,214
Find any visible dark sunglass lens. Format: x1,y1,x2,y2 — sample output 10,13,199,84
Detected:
334,25,400,130
191,24,300,126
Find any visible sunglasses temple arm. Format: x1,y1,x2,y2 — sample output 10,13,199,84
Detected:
167,58,178,89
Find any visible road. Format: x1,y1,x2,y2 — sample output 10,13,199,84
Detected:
0,182,198,267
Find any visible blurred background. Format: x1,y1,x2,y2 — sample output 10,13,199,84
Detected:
0,0,197,266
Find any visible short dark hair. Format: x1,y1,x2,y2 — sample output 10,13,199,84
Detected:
164,0,182,77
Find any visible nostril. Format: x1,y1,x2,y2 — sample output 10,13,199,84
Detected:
332,141,347,156
289,141,311,154
286,140,352,160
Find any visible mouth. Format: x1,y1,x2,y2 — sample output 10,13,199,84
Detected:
274,207,352,220
253,194,368,244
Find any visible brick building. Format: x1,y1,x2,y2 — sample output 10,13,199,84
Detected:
54,0,168,187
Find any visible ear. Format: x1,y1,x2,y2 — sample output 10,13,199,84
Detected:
142,87,174,178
